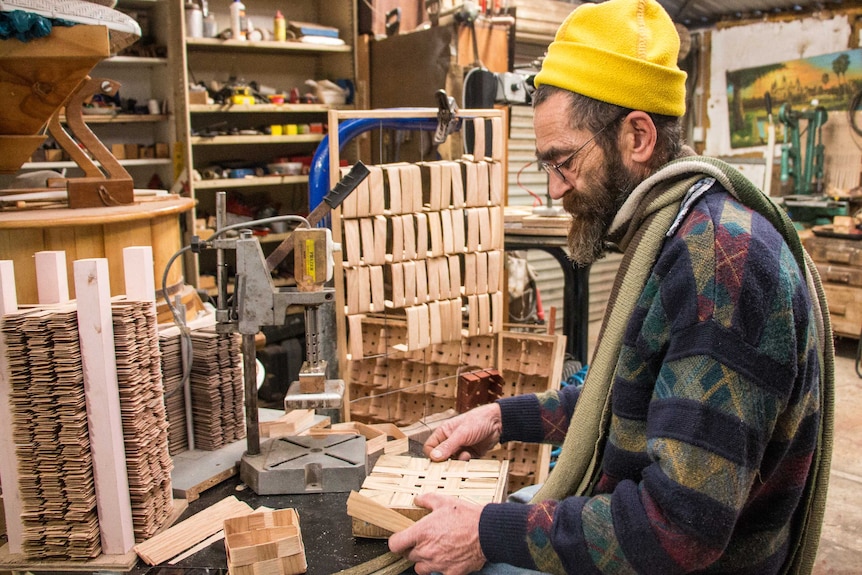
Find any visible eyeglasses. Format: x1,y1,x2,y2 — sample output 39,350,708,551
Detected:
538,118,619,184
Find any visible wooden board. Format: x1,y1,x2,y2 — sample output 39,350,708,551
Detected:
74,259,135,555
134,495,253,566
0,543,138,572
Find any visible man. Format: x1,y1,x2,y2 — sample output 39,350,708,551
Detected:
388,0,834,574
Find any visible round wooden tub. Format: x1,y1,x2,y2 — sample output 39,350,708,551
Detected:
0,196,194,305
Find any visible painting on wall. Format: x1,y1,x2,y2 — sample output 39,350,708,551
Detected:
725,48,861,148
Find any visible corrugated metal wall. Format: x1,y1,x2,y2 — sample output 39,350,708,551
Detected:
506,105,621,336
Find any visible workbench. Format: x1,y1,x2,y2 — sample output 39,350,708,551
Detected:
152,475,396,575
504,208,590,365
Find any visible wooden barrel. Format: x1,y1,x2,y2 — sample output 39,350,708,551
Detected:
0,196,194,305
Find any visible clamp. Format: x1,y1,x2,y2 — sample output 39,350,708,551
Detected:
434,89,461,145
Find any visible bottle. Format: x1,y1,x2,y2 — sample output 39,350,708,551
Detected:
185,1,203,38
230,0,246,41
201,0,218,38
274,10,286,42
203,11,218,38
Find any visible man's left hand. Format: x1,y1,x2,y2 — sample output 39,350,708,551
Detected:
388,492,487,575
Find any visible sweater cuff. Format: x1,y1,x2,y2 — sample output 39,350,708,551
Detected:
498,395,544,443
479,502,538,569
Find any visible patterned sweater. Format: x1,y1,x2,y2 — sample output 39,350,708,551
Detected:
478,180,822,574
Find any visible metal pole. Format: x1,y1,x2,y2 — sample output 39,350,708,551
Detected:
216,192,229,314
242,333,260,455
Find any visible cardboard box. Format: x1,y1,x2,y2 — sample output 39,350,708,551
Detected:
112,143,126,159
45,149,65,162
188,90,208,105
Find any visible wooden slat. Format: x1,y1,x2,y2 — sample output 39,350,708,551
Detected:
259,409,316,438
74,258,135,555
0,260,22,553
346,491,415,534
133,495,253,565
102,219,152,300
122,246,155,303
35,251,70,304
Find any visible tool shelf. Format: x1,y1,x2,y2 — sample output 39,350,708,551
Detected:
175,0,358,289
20,158,172,170
185,37,351,54
61,114,170,124
189,103,333,113
189,134,325,145
194,175,309,190
100,55,169,67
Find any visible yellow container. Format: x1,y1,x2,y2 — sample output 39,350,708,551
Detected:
271,124,283,136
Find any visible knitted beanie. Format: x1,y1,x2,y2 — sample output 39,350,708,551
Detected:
533,0,687,117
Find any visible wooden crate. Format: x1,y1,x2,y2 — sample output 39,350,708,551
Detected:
224,509,307,575
352,455,509,538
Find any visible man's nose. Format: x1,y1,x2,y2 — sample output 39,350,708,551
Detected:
546,177,571,201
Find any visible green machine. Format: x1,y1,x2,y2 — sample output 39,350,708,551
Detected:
777,100,847,224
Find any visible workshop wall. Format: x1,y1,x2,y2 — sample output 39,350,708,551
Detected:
703,10,858,193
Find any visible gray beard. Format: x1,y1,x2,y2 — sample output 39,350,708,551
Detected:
563,152,640,267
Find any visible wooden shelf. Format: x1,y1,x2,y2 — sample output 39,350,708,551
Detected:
64,114,169,124
185,37,351,54
118,0,163,8
194,175,309,189
20,158,172,170
100,55,168,66
189,103,331,113
190,134,324,145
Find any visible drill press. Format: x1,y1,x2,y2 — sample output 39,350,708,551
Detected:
191,163,370,494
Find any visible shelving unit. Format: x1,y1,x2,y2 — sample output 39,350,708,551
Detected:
174,0,357,288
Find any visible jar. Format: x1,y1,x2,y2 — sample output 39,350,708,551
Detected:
185,2,203,38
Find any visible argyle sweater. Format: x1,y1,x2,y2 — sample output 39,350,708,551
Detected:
478,180,822,574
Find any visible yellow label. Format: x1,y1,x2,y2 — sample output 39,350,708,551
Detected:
305,239,316,279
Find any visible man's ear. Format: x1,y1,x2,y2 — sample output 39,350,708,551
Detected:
621,111,657,164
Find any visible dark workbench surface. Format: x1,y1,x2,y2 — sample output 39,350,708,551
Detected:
151,475,396,575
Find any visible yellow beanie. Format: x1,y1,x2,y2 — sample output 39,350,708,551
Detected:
534,0,687,117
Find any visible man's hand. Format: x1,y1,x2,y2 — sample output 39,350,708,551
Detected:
388,493,486,575
424,402,503,462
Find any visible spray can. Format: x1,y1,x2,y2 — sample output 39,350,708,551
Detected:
274,10,286,41
230,0,246,40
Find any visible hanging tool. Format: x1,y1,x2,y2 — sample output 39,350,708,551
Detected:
434,89,461,145
384,7,400,37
